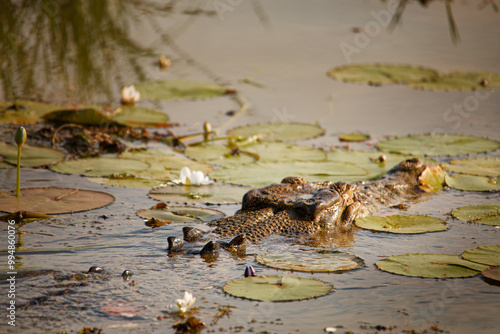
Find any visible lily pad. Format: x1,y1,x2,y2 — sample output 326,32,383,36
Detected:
0,142,65,167
481,266,500,283
209,161,367,187
226,122,325,142
0,100,64,124
50,157,149,177
408,72,500,91
0,187,115,214
137,205,224,223
111,105,170,127
222,275,333,302
186,142,327,168
88,176,166,189
134,80,229,100
444,157,500,177
377,134,500,156
327,64,438,86
462,244,500,266
339,133,370,142
256,251,363,273
445,174,500,192
355,215,448,234
375,253,488,278
451,203,500,226
326,150,420,181
42,108,114,126
149,184,251,205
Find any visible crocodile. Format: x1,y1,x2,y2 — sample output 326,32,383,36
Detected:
207,158,431,243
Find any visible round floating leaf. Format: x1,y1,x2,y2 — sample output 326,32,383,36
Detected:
444,157,500,177
137,205,224,223
445,174,500,192
134,80,229,100
355,215,448,234
50,157,149,177
375,253,488,278
88,176,165,189
0,100,64,124
377,134,500,156
451,203,500,225
327,64,438,86
481,266,500,283
0,187,115,214
42,108,113,126
101,300,146,317
408,72,500,91
223,275,333,302
339,133,370,142
209,161,367,187
326,150,420,181
149,184,251,205
186,142,326,168
111,105,170,127
0,142,65,167
256,251,363,273
462,244,500,266
226,122,325,142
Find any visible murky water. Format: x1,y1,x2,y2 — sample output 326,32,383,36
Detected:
1,1,500,333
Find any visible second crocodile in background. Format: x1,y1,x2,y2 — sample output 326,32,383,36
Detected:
208,158,434,243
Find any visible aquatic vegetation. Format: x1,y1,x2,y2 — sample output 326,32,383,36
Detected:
0,141,65,168
134,80,231,100
168,291,197,314
50,157,150,177
137,205,224,223
120,85,140,105
338,133,370,142
376,133,500,156
255,250,364,273
0,187,115,214
172,167,213,186
223,276,333,302
461,244,500,266
149,183,250,205
0,100,64,124
328,64,500,91
451,203,500,226
444,157,500,177
355,215,448,234
445,173,500,191
226,122,325,142
14,127,26,197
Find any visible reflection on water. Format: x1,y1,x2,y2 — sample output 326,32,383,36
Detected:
0,0,171,104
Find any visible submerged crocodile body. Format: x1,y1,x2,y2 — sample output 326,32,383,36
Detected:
208,158,429,243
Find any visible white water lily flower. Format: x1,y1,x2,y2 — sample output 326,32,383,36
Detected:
168,291,196,313
174,167,212,186
121,85,141,104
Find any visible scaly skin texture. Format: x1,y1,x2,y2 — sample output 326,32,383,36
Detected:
208,158,428,242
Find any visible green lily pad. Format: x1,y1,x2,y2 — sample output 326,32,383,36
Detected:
375,253,489,278
327,64,438,86
42,108,114,126
88,176,166,189
355,215,448,234
339,133,370,142
226,122,325,142
186,142,327,168
0,187,115,214
445,174,500,192
0,142,65,167
134,80,229,100
0,100,64,124
111,105,170,127
137,205,224,223
462,244,500,266
451,203,500,225
377,133,500,156
222,276,333,302
481,266,500,283
209,161,367,187
326,150,420,181
50,157,149,177
444,157,500,177
256,250,363,273
408,72,500,91
149,184,251,205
